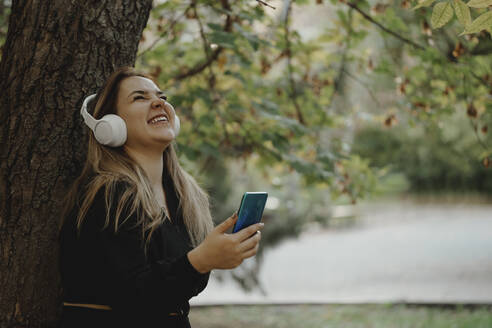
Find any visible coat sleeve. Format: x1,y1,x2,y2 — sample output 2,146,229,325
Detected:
85,181,210,312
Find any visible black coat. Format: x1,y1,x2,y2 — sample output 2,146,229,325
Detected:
59,173,210,328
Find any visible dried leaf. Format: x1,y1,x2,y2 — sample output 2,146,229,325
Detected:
402,0,412,8
372,3,389,14
218,53,227,70
452,42,466,57
467,103,478,117
483,157,490,168
422,20,433,36
384,114,397,127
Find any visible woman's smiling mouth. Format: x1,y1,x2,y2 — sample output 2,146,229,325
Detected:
148,114,169,125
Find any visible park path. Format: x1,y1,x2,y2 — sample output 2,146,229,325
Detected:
191,199,492,305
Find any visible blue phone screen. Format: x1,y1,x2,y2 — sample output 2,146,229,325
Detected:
233,192,268,233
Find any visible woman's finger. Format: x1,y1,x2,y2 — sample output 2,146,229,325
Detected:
234,222,264,242
215,212,238,233
237,231,261,252
241,243,260,259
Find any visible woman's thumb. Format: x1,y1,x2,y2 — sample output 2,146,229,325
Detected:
216,212,238,233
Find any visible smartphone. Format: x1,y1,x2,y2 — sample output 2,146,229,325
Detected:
232,192,268,233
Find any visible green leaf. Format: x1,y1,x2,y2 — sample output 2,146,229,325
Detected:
233,23,261,51
282,154,318,175
198,113,215,126
252,99,280,114
431,2,454,28
466,0,492,8
258,111,308,135
413,0,437,10
460,10,492,34
479,149,492,159
199,141,220,158
193,87,213,106
209,31,237,48
453,0,472,26
224,70,246,83
207,23,223,31
336,10,349,28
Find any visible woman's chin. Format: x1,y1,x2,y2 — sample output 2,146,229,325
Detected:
152,133,176,147
126,130,177,152
147,127,176,141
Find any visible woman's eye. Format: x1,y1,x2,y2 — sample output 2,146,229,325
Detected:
160,96,168,101
134,96,145,101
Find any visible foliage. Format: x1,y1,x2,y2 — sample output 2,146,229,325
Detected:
414,0,492,34
136,0,375,204
134,0,492,202
352,116,492,193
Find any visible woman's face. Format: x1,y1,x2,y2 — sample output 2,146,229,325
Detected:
116,76,178,151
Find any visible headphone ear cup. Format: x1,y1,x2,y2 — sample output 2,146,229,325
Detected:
94,114,127,147
174,115,180,137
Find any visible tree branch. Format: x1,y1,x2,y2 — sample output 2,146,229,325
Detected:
137,8,189,58
173,49,223,81
470,70,492,89
342,67,382,108
256,0,276,10
346,1,425,51
283,0,305,125
334,8,353,95
194,4,212,60
172,0,233,81
193,2,232,149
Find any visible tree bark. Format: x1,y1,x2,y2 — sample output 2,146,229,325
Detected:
0,1,153,326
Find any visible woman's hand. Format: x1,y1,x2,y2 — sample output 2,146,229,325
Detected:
187,212,264,273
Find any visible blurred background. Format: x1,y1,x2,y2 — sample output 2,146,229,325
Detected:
3,0,491,326
141,1,492,325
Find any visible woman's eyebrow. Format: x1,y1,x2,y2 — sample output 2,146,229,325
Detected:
128,90,166,98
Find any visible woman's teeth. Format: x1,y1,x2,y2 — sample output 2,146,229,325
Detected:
149,116,168,124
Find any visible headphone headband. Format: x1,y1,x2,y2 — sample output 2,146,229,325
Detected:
80,94,98,131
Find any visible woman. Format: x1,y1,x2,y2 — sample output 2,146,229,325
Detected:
59,67,264,328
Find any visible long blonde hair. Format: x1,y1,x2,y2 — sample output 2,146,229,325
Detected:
61,67,214,249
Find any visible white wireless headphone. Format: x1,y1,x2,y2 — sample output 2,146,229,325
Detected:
80,93,180,147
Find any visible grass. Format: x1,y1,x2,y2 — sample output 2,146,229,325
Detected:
189,304,492,328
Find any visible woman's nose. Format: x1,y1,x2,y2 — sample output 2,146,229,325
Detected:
151,97,165,109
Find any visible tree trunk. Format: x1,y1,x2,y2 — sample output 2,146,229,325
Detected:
0,1,152,326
